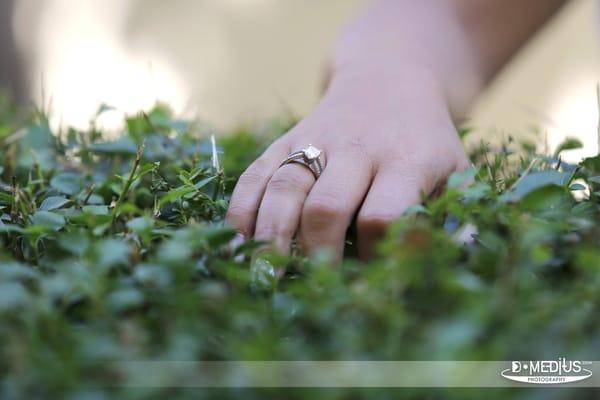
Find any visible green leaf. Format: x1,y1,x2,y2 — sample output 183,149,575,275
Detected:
16,121,55,171
31,211,66,231
157,239,193,263
461,182,491,202
107,288,144,312
50,172,82,195
58,232,90,256
134,263,171,289
581,155,600,173
403,204,429,216
0,282,31,310
134,162,159,180
95,103,116,117
126,216,154,232
76,193,104,205
0,221,23,234
520,184,570,211
194,176,216,190
0,262,39,281
501,170,571,202
159,186,196,206
569,183,587,191
39,196,70,211
88,138,137,155
447,167,477,189
204,226,237,247
95,239,129,269
554,137,583,156
587,176,600,184
82,205,110,215
0,192,15,205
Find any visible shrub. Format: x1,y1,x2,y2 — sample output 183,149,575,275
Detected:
0,101,599,399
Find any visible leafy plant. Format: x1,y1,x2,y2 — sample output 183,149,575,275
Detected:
0,99,599,399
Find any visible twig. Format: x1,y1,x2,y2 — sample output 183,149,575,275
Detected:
210,134,225,201
113,142,145,214
82,184,96,206
210,134,220,171
508,157,540,191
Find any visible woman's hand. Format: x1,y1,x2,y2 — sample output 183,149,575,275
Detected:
226,0,567,260
226,68,469,260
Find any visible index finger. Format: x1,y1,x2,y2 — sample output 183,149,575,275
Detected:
226,143,288,237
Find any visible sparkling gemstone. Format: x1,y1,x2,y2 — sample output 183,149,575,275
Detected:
303,145,321,160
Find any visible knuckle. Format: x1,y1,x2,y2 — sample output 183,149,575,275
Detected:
357,212,395,234
225,207,254,236
403,157,441,176
339,141,375,174
251,155,273,171
268,137,291,153
302,196,346,229
226,203,253,220
339,136,369,157
225,204,254,230
380,147,445,171
240,156,277,181
255,223,295,240
268,170,307,194
237,169,267,187
381,158,438,192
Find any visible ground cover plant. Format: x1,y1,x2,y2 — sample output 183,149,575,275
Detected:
0,98,599,399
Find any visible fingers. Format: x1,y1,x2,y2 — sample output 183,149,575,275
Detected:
229,135,466,261
300,151,372,260
254,163,315,254
357,165,427,259
226,143,288,237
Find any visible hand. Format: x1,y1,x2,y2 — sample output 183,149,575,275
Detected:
226,69,469,260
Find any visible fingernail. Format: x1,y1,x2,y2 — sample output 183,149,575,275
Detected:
227,233,246,261
229,232,246,250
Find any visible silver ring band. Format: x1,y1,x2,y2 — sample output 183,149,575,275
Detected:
279,145,325,179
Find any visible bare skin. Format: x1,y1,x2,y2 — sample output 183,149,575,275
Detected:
227,0,567,260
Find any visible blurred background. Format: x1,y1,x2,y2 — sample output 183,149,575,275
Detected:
2,0,599,161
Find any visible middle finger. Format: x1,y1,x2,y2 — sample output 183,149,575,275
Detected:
300,150,372,259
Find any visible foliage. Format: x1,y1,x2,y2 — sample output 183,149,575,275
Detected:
0,100,599,399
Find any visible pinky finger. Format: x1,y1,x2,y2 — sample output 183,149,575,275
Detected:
357,169,426,259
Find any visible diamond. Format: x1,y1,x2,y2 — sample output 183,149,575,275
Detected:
303,145,321,161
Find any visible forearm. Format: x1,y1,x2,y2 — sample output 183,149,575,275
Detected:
330,0,567,119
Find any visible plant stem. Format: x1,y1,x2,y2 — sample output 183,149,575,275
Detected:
113,142,144,218
83,184,96,206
